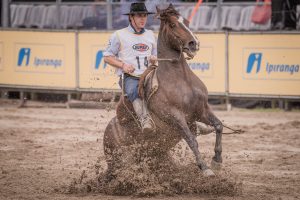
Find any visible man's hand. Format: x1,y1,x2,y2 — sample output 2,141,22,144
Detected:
149,55,157,65
122,63,135,74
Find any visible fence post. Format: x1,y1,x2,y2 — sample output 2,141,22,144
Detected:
0,90,8,99
19,91,26,108
284,100,291,111
225,31,231,111
217,0,223,30
1,0,10,27
271,100,276,109
56,0,62,29
66,93,71,109
106,0,112,30
75,31,79,90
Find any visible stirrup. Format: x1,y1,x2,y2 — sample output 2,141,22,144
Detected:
140,115,154,133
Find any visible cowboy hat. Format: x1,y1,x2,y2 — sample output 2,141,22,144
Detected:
123,2,155,15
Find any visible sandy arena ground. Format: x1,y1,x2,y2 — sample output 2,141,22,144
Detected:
0,100,300,200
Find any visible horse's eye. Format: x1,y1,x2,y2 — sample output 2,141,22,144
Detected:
170,23,176,28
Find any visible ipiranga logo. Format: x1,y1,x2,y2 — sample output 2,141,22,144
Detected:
93,48,114,75
246,53,262,74
95,50,107,70
15,44,64,73
244,48,300,80
18,48,31,66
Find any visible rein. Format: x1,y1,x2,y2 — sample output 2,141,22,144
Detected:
157,51,193,63
156,46,183,63
157,47,193,62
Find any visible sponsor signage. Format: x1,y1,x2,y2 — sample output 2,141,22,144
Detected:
92,46,115,76
0,31,75,88
78,32,119,90
15,44,65,73
0,43,3,70
132,43,149,52
243,48,300,80
188,33,226,93
188,47,214,78
229,34,300,96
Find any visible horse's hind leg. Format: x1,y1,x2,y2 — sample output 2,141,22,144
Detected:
103,117,125,181
206,111,223,168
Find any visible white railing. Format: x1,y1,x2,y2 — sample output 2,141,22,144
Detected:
2,0,275,31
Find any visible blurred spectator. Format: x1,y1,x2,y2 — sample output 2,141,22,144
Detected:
272,0,298,30
272,0,284,29
282,0,298,29
82,0,107,29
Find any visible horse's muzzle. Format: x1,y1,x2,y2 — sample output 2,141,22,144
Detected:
183,40,199,59
188,40,199,52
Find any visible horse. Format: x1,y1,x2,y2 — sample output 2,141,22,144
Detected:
103,4,223,177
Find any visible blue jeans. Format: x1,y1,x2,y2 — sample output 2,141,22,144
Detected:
119,74,139,102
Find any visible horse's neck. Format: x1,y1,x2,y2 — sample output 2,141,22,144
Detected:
157,34,180,60
157,35,190,78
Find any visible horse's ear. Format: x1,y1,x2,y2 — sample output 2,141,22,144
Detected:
168,3,174,9
156,6,161,13
155,6,161,19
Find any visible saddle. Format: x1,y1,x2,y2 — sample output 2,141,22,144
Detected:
117,65,159,128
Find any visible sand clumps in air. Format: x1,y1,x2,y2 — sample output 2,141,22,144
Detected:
66,144,241,197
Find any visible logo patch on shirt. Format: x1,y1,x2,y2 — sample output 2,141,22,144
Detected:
132,43,149,52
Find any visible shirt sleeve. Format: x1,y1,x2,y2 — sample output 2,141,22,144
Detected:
103,31,120,57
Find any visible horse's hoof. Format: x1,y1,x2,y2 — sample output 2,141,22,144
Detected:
196,122,214,135
211,159,222,171
203,168,215,177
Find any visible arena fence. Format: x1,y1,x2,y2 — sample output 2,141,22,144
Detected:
2,1,274,31
0,29,299,108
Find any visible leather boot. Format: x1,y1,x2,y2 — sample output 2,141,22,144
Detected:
132,98,154,133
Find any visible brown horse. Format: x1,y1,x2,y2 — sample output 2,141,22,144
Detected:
103,4,223,177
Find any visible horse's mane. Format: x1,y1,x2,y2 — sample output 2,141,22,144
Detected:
157,5,180,21
157,5,187,51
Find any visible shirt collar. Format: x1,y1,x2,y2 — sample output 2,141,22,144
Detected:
127,24,145,35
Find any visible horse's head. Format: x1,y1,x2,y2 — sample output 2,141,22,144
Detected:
156,4,199,59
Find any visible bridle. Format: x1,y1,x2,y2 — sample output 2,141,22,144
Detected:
156,15,194,63
156,47,183,63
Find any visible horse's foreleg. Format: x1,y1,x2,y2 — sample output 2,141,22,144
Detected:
172,114,215,176
206,111,223,165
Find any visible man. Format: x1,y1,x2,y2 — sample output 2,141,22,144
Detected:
103,2,157,133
